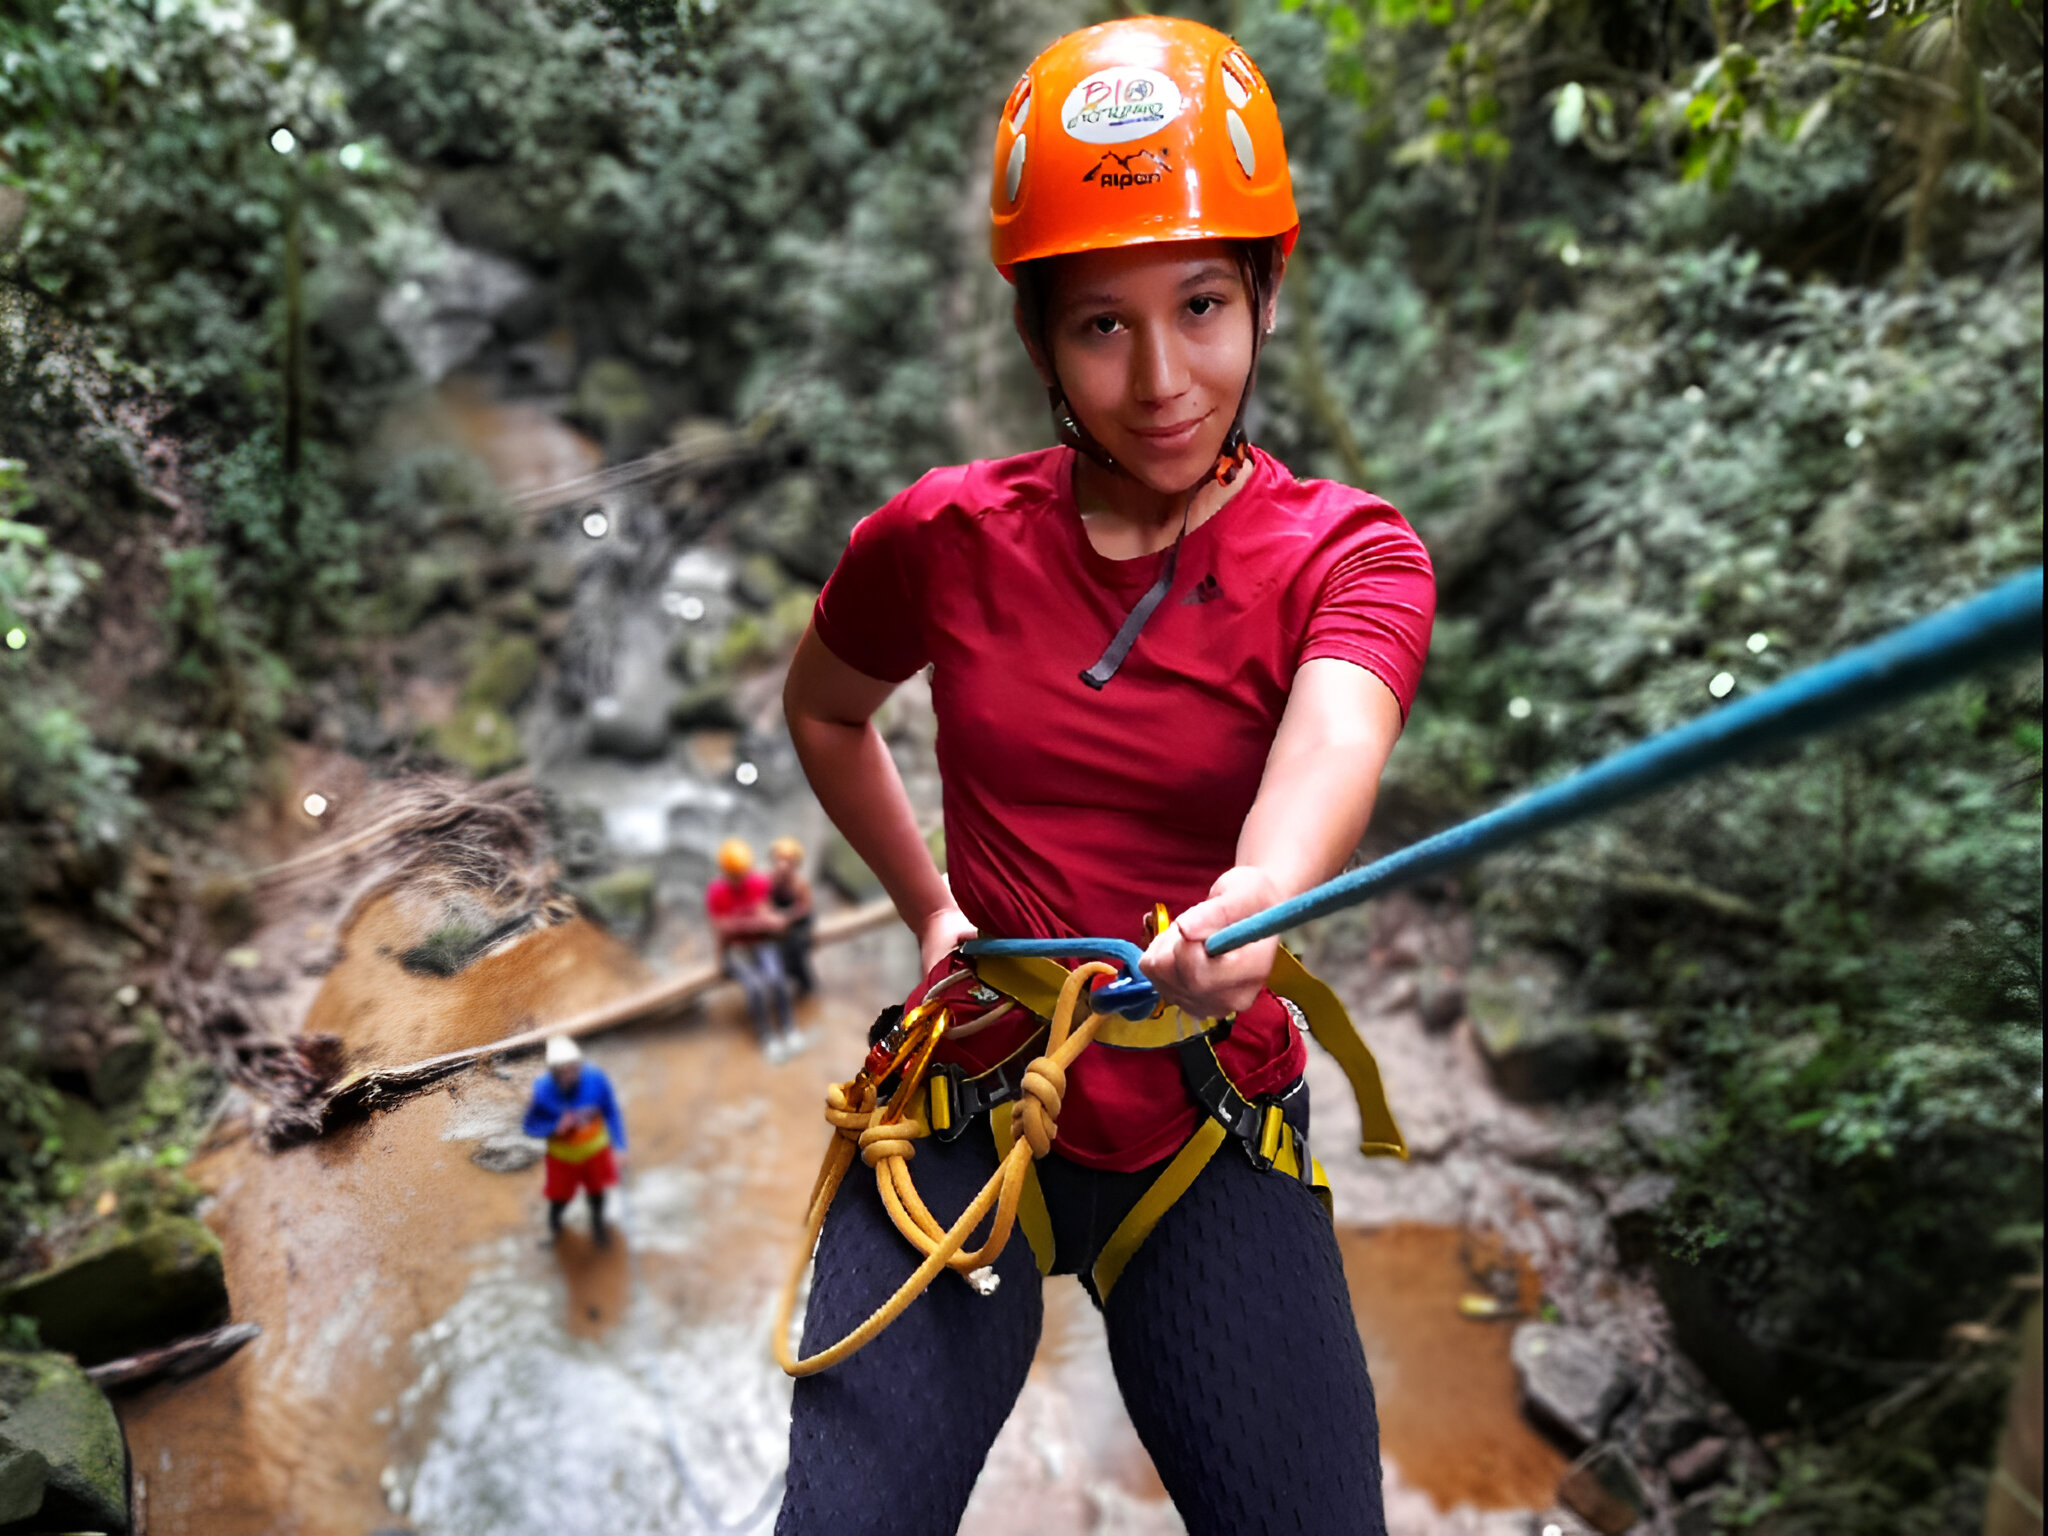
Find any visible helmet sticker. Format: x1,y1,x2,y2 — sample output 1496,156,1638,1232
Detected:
1060,66,1185,146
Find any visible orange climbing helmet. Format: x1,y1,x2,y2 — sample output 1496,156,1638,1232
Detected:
716,838,755,877
989,16,1299,280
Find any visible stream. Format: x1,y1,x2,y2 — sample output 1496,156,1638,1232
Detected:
114,373,1605,1536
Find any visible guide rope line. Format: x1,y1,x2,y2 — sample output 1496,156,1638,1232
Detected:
968,568,2042,999
1208,566,2042,957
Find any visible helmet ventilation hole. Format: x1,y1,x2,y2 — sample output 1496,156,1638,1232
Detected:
1225,110,1256,177
1010,81,1033,132
1005,134,1028,204
1220,53,1252,109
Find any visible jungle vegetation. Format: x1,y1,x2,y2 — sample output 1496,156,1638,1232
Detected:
1,0,2040,1526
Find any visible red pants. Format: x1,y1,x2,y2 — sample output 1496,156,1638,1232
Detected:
543,1148,618,1203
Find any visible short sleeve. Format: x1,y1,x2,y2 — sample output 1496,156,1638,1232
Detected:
1298,511,1436,720
813,476,934,684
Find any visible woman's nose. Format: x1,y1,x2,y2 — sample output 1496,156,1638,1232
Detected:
1130,323,1189,405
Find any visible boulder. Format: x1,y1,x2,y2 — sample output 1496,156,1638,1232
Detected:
1512,1323,1633,1450
581,866,656,938
0,1439,49,1522
0,1350,129,1533
586,698,669,762
463,632,540,713
1557,1443,1651,1535
734,551,790,610
821,832,883,904
1605,1172,1677,1268
1415,965,1466,1031
1466,949,1627,1102
431,701,526,776
470,1135,544,1173
3,1216,229,1366
669,679,742,732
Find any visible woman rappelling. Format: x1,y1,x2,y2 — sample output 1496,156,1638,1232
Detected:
775,18,1435,1534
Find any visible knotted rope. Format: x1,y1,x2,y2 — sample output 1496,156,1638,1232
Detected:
772,962,1113,1377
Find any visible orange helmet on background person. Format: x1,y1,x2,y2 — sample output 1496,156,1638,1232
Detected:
989,16,1298,280
716,838,755,877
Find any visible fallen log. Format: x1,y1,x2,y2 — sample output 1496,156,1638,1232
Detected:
314,897,901,1129
85,1322,262,1392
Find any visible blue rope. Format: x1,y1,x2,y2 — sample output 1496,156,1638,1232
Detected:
965,569,2040,1007
1207,566,2043,956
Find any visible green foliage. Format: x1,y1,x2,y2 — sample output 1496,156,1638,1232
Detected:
333,0,1028,508
0,1069,65,1251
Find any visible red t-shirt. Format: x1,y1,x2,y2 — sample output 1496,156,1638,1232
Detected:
706,872,776,936
814,446,1435,1170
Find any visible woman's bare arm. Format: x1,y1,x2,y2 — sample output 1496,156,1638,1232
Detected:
1140,657,1405,1017
783,623,974,970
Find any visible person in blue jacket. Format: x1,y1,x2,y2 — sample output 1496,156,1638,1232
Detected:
523,1035,627,1246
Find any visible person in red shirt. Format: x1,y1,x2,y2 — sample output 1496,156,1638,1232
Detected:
777,19,1432,1535
705,837,800,1060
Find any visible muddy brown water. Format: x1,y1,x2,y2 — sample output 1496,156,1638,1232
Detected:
121,895,1564,1534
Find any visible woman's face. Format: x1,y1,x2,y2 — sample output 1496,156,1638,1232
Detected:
1039,239,1260,495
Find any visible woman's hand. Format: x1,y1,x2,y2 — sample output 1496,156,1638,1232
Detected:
916,905,978,976
1139,865,1281,1020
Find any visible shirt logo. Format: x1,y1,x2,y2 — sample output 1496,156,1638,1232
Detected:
1181,573,1223,606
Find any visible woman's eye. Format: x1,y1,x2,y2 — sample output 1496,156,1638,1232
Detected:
1188,295,1221,317
1089,315,1121,336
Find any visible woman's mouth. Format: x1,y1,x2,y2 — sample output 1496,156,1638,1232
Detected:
1126,415,1209,451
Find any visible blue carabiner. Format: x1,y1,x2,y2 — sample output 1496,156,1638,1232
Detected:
959,937,1161,1020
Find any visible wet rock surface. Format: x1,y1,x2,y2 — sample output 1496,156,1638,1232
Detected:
0,1349,130,1534
1512,1324,1634,1450
3,1216,229,1366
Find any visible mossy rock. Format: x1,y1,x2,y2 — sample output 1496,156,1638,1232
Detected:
715,613,769,673
821,832,882,904
1466,950,1628,1103
767,586,819,647
2,1215,228,1366
734,551,790,610
463,632,540,712
0,1351,126,1533
0,1438,50,1523
430,702,526,777
581,866,656,937
49,1093,113,1165
669,679,741,732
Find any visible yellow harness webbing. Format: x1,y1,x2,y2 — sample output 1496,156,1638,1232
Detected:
968,945,1408,1160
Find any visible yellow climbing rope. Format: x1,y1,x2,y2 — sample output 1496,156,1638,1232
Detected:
772,961,1115,1377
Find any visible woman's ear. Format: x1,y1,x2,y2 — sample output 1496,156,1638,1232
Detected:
1013,305,1056,388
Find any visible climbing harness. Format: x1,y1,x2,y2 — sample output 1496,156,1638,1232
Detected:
772,922,1404,1376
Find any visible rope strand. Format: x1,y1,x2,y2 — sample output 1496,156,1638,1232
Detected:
773,962,1114,1377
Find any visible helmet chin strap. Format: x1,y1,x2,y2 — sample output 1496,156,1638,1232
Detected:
1065,252,1272,690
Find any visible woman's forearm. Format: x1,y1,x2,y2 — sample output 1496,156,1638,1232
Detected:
784,625,955,934
788,716,952,926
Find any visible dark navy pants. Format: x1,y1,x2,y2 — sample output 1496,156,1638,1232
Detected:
779,1115,1386,1535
